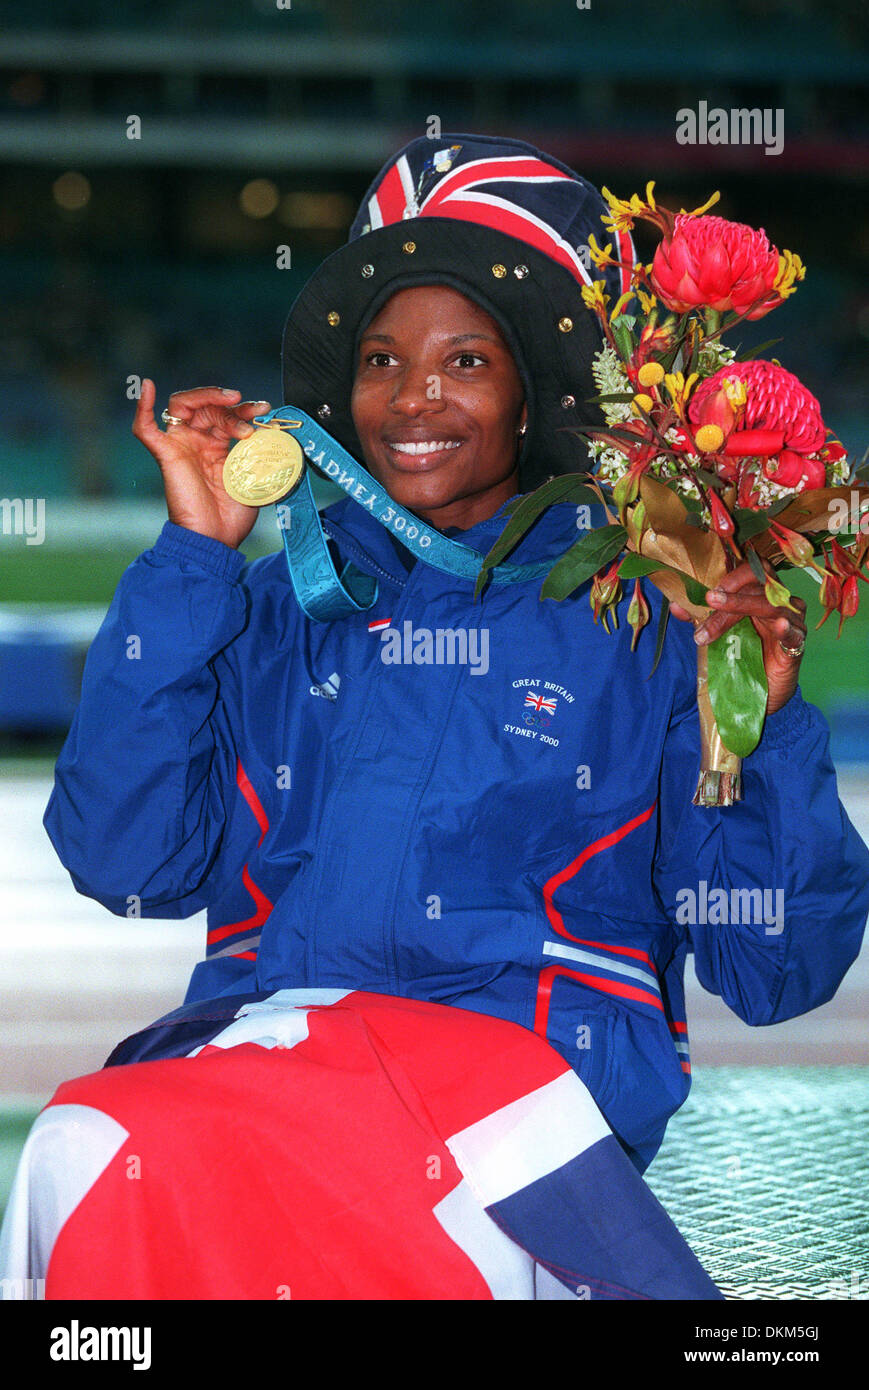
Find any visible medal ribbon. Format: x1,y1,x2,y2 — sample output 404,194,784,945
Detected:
258,405,551,622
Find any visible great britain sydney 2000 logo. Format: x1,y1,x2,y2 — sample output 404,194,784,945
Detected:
504,677,576,747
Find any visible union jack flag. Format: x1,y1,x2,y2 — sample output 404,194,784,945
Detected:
351,134,635,302
525,693,557,714
0,990,720,1299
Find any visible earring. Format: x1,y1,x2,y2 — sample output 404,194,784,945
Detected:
518,422,527,437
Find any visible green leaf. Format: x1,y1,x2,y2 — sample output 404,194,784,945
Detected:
734,337,782,363
682,574,710,606
768,495,796,517
734,508,772,542
589,425,646,445
612,320,635,361
659,330,688,374
473,475,601,598
687,329,700,379
617,554,661,580
539,525,627,601
706,617,768,757
619,553,709,607
745,546,768,586
649,595,670,677
500,496,526,517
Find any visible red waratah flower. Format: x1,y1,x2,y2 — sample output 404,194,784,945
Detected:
688,361,828,490
651,214,787,320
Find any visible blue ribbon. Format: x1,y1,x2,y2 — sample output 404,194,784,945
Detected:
259,406,550,622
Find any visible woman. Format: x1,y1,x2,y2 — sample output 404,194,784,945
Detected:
3,135,868,1301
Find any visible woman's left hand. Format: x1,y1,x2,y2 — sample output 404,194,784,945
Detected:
670,560,807,715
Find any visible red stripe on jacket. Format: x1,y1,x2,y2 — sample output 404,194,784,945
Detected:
542,802,658,965
206,761,273,950
534,803,680,1039
534,964,666,1038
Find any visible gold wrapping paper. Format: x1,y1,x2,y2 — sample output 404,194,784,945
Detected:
693,643,743,807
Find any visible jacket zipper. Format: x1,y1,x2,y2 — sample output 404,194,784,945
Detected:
321,520,407,588
302,561,419,986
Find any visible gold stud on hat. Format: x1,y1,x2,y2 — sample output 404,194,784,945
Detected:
558,317,574,333
492,264,507,278
402,241,416,254
327,311,340,326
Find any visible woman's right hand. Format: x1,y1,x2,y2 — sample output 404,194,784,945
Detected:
132,379,272,550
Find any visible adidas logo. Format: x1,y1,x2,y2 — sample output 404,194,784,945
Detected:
309,672,341,700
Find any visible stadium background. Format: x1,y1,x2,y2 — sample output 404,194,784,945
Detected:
0,0,867,1297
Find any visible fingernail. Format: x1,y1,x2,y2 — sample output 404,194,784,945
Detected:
221,388,238,396
707,589,726,603
694,626,709,644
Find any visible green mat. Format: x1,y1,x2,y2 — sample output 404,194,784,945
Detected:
645,1067,869,1300
2,1068,867,1299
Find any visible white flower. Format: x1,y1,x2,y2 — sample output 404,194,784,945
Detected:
591,346,632,424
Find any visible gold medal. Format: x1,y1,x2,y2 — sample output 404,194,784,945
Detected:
223,423,305,506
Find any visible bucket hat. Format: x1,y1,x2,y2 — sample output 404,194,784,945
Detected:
282,133,635,492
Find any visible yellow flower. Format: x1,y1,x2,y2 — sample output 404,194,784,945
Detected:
610,290,634,322
679,190,721,218
721,376,748,410
601,184,657,234
773,249,806,300
663,371,700,417
581,281,610,316
586,233,615,269
637,362,665,388
695,424,724,452
601,185,719,243
663,371,681,399
636,287,657,314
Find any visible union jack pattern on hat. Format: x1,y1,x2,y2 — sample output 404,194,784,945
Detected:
283,131,635,490
350,132,635,304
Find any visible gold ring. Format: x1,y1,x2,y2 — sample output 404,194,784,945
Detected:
161,409,185,428
779,637,805,658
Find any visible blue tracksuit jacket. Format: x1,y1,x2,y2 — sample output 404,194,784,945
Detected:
44,492,869,1171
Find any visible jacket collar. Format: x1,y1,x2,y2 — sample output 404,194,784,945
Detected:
320,489,589,589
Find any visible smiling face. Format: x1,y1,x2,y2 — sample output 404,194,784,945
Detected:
350,285,527,532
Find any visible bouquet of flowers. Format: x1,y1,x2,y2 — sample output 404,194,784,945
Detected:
476,185,869,807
